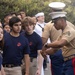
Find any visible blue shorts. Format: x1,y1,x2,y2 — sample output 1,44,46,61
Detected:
50,49,64,75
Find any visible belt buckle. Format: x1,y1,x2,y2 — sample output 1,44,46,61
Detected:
8,64,12,67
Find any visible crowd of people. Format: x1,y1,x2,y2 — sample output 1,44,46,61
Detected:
0,1,75,75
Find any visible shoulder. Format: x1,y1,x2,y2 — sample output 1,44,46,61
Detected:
44,21,54,29
33,32,42,41
63,25,75,36
19,34,29,43
66,21,75,29
4,33,10,40
34,32,41,38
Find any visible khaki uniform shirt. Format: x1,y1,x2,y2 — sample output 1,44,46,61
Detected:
42,21,62,42
42,21,75,60
58,25,75,58
42,21,75,42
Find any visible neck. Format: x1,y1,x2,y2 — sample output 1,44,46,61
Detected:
10,31,20,37
38,21,44,24
26,31,33,35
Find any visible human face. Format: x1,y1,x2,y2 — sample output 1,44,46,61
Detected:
0,23,2,27
17,15,22,21
4,16,12,24
4,25,10,33
25,24,34,34
20,11,26,19
12,22,22,33
37,16,45,22
52,18,62,30
0,27,3,41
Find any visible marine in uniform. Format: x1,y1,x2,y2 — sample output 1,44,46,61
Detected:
42,2,75,75
42,2,66,75
41,9,75,75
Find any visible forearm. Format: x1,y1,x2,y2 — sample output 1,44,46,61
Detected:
45,41,62,48
37,51,44,71
24,54,30,75
46,48,59,55
1,65,6,75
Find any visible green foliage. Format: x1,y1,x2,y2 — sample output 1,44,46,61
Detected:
0,0,75,24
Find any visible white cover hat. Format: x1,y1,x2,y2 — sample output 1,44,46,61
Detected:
50,12,67,19
49,2,66,10
35,12,44,18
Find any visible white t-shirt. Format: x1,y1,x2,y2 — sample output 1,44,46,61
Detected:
34,22,46,37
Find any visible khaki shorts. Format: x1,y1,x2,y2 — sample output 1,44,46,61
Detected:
4,66,22,75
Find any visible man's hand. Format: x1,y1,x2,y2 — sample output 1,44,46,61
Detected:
40,44,48,58
40,50,47,59
35,69,41,75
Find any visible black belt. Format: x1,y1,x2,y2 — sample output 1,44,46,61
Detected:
30,57,37,62
3,64,21,68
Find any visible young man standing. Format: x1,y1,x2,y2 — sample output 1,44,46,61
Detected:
3,17,30,75
22,17,43,75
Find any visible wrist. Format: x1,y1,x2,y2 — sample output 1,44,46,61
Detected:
25,73,29,75
44,43,48,48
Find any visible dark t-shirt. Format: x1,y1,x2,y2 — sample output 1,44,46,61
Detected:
22,31,42,57
3,33,30,65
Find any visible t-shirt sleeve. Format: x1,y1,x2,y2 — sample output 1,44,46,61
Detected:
36,36,43,50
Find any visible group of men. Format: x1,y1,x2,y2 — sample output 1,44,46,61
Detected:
1,1,75,75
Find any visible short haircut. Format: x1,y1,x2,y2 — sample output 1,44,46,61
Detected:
22,17,35,29
9,17,21,27
4,13,11,18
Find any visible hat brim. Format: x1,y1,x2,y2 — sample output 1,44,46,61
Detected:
50,12,67,19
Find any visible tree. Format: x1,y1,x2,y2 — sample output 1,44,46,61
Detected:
0,0,75,24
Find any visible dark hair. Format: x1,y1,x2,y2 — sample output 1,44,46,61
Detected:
9,17,21,27
10,12,17,16
4,13,11,18
19,9,26,12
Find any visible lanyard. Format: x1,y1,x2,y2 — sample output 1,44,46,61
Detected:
38,24,44,31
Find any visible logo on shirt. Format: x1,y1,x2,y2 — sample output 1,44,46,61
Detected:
29,42,32,46
65,31,71,36
17,42,21,47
